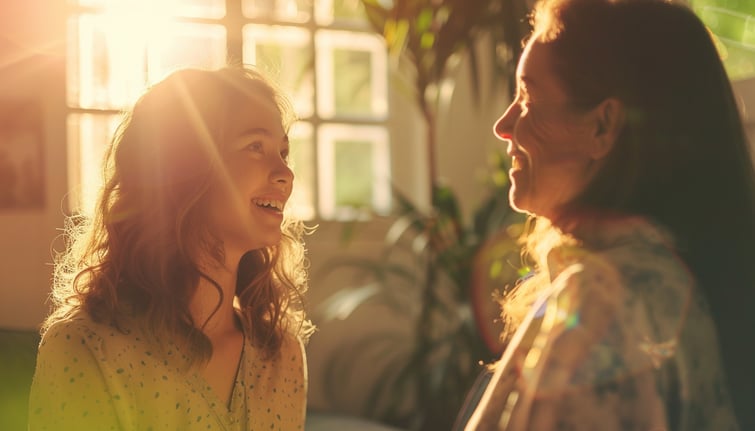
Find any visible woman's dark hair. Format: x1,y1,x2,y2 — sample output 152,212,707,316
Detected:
532,0,755,426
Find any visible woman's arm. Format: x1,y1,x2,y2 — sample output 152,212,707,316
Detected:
505,261,668,431
468,253,686,431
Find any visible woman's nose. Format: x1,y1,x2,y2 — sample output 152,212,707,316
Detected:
493,103,518,141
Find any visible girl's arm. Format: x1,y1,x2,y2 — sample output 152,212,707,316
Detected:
28,321,121,431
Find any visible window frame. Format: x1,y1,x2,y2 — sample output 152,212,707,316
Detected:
65,0,391,220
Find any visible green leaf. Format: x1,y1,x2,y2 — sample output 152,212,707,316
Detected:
315,282,382,321
361,0,390,35
416,8,434,34
385,212,425,246
432,183,461,223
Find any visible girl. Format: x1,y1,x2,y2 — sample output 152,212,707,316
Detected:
29,67,313,430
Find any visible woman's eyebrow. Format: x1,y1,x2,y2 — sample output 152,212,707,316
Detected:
519,76,536,91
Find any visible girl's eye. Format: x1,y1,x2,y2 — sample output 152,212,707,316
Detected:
281,150,290,164
246,141,263,152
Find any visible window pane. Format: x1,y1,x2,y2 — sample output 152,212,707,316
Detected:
171,0,225,19
70,0,225,19
316,30,387,119
243,0,311,22
335,140,373,209
721,42,755,79
68,14,148,109
318,124,390,219
67,113,122,214
314,0,367,25
243,25,314,119
288,122,315,220
147,23,227,84
694,4,755,79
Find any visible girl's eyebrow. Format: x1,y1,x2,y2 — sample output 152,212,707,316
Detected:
238,128,289,144
237,127,271,138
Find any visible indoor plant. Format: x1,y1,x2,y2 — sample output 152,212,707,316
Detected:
317,1,532,429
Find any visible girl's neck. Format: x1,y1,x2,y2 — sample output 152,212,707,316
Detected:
191,255,241,336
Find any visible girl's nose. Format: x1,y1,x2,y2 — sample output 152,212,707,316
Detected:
272,158,294,186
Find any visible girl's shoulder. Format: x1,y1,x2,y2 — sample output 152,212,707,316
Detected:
40,312,150,361
41,312,108,347
275,323,308,365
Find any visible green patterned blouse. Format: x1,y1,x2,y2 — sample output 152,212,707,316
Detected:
29,313,307,431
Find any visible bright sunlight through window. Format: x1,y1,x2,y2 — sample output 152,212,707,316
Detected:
691,0,755,80
66,0,390,221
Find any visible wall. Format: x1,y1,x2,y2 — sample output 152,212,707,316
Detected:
0,0,67,330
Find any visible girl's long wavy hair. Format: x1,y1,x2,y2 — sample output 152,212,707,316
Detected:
501,0,755,425
45,67,313,364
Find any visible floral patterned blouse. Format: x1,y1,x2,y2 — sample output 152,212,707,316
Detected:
28,313,307,431
465,217,740,431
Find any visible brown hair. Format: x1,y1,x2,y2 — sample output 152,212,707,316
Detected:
46,67,313,363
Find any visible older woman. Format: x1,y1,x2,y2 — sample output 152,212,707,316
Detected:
465,0,755,430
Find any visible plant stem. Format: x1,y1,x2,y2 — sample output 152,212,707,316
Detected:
418,85,437,203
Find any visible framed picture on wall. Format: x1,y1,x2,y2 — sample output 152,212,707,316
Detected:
0,100,44,209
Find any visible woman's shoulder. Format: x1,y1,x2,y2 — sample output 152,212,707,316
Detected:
551,216,694,290
547,217,694,350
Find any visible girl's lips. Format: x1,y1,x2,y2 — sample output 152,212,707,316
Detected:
252,198,285,212
252,203,285,221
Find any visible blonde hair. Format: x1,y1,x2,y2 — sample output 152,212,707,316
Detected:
46,67,313,364
498,217,578,345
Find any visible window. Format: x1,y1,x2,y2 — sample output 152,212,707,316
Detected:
66,0,390,220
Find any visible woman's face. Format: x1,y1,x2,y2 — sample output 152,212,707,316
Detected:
205,94,294,261
494,38,599,220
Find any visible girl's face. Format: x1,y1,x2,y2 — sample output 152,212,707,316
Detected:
205,94,293,261
494,38,599,221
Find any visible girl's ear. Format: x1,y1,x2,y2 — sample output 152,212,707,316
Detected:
589,98,625,160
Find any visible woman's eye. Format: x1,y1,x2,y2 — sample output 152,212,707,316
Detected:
518,98,531,112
